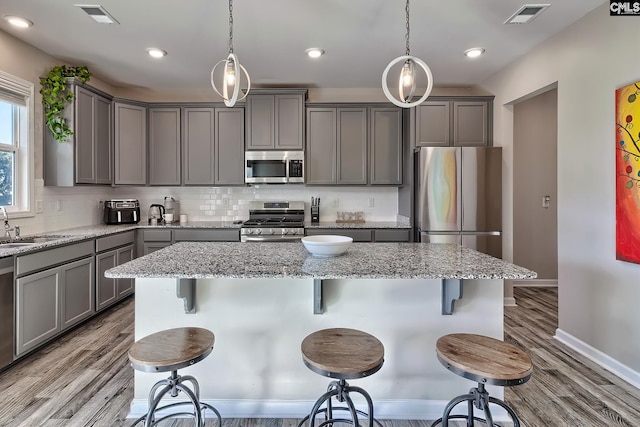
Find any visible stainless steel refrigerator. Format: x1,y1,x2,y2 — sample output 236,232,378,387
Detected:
415,147,502,258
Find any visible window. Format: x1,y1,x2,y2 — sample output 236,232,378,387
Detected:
0,71,33,216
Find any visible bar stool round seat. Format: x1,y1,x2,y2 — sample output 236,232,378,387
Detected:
431,333,533,427
128,327,222,427
298,328,384,427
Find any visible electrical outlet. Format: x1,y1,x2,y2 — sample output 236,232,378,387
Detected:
223,198,230,207
56,199,63,211
368,197,375,207
35,200,43,213
332,198,339,208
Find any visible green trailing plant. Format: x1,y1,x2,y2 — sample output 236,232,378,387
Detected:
40,65,92,142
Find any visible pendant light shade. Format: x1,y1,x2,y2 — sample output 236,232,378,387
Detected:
382,0,433,108
211,0,250,107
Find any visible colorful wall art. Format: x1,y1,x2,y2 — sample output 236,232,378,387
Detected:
616,80,640,263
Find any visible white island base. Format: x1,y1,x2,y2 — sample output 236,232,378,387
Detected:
130,276,508,422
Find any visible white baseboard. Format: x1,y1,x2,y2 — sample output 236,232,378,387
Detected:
554,329,640,389
129,398,509,421
504,297,517,307
512,279,557,287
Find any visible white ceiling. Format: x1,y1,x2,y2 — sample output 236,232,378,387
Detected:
0,0,605,92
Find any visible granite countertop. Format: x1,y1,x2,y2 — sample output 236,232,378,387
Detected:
105,241,536,280
304,220,411,229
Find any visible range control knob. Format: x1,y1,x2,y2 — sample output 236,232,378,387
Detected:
255,229,262,235
282,229,289,235
245,229,253,235
268,229,275,235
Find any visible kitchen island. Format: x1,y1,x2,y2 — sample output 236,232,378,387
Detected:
106,241,535,421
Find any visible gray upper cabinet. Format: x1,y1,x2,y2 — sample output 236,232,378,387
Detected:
306,108,336,184
415,97,493,147
337,108,368,185
215,108,245,185
452,101,489,147
307,105,399,186
183,107,244,185
45,81,112,186
149,108,181,186
369,107,402,185
415,100,450,146
246,90,306,150
114,101,147,185
183,108,215,185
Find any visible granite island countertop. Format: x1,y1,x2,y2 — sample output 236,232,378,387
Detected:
105,241,536,280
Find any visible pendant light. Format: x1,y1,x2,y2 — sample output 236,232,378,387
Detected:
381,0,433,108
211,0,251,107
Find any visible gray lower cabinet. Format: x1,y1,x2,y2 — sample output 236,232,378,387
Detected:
149,108,181,186
173,229,240,242
96,231,136,311
246,91,306,150
44,80,112,186
114,101,147,185
305,228,373,242
305,228,410,242
183,107,245,185
140,229,172,255
415,98,492,147
16,254,94,356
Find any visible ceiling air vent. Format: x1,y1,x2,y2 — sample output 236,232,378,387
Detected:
504,4,550,24
75,4,119,24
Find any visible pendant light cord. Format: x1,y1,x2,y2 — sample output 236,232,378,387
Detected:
228,0,234,54
405,0,410,56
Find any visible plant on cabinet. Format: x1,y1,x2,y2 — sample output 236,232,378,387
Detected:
39,65,92,142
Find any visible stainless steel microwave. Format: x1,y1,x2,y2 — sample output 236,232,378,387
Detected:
245,151,304,184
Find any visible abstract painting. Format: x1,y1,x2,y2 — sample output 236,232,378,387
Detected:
616,80,640,263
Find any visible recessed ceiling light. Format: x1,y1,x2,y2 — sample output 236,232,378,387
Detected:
4,15,33,28
464,48,485,58
305,48,325,58
146,48,167,59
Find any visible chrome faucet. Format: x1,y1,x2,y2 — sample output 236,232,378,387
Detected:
0,207,17,241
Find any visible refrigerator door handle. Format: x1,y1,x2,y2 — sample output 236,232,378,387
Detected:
460,231,501,236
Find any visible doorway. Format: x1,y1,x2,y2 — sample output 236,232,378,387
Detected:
512,87,558,287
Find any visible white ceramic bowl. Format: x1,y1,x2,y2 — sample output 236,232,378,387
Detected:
302,235,354,257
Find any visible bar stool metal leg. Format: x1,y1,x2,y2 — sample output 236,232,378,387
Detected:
298,379,382,427
431,383,521,427
131,370,222,427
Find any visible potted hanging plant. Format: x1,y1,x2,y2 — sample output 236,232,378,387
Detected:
39,65,92,142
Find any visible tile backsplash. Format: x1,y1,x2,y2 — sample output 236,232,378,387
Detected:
118,185,399,223
10,182,400,235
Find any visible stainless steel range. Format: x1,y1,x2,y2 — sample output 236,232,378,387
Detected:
241,201,305,242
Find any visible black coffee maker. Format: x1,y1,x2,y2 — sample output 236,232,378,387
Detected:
148,204,165,224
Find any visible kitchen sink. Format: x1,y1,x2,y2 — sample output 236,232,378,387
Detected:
0,235,69,247
0,242,37,248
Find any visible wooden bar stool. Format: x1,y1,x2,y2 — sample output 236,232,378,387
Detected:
297,328,385,427
430,333,533,427
128,327,222,427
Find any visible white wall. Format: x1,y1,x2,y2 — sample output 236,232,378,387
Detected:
480,4,640,383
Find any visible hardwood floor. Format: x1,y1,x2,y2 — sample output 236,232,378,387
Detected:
0,288,639,426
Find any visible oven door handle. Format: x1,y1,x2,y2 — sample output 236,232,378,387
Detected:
242,236,303,242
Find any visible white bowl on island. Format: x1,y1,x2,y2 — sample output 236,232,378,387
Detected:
302,235,353,257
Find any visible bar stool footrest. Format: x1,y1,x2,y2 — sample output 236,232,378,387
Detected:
130,400,223,426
